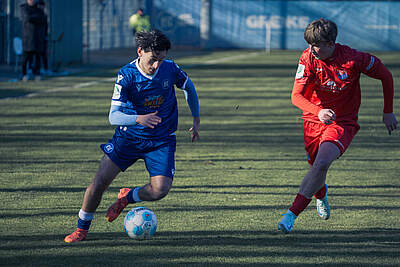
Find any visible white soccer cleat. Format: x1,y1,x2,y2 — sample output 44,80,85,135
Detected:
316,186,330,220
316,196,330,220
278,210,297,234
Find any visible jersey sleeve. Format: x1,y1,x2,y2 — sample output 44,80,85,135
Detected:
111,69,131,107
294,53,315,85
173,63,189,89
356,52,394,113
291,52,322,115
172,62,200,117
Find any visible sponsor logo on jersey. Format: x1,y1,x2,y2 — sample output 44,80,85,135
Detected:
104,143,114,153
320,80,346,93
144,95,164,108
336,70,347,80
295,64,305,79
326,80,336,88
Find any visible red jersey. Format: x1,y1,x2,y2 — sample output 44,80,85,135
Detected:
292,43,394,123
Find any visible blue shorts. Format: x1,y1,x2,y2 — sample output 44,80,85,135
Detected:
100,134,176,178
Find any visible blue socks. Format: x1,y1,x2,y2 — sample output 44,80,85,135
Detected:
126,187,143,203
77,218,92,230
77,209,94,230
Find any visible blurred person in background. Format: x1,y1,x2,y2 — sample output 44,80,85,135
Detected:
129,8,150,37
278,18,397,234
20,0,46,81
64,30,200,243
37,0,49,76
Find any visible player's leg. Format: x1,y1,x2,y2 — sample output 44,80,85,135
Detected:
106,175,173,222
278,142,339,233
82,155,122,212
298,142,340,198
33,52,41,80
22,52,33,81
65,155,121,243
279,121,339,233
137,175,173,201
106,136,176,222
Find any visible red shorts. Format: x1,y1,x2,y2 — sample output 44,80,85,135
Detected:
303,120,360,165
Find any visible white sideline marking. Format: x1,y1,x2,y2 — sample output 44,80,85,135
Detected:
2,78,115,100
202,52,261,64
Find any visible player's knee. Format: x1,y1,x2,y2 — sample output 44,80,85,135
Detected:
92,175,112,192
150,184,171,200
312,159,331,172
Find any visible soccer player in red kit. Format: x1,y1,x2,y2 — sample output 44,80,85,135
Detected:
278,18,398,233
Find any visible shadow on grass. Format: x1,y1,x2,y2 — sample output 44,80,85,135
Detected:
2,202,400,219
2,183,400,194
2,229,400,266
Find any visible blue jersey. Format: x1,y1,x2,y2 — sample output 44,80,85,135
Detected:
111,59,188,140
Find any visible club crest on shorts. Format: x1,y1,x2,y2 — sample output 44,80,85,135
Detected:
104,143,114,153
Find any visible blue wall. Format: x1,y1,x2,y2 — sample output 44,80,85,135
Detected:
151,0,400,51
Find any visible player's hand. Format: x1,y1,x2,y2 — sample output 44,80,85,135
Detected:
189,117,200,142
383,113,398,135
136,111,162,128
318,109,336,125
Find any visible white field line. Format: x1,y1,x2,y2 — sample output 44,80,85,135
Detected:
24,81,101,98
2,78,115,100
2,51,262,100
202,52,261,64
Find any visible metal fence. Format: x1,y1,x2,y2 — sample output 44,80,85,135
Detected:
2,0,400,66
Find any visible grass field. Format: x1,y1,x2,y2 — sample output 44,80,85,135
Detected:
0,50,399,266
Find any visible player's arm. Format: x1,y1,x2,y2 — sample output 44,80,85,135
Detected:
182,78,200,118
182,77,200,142
181,77,200,142
291,81,321,115
361,54,397,134
174,62,200,141
292,81,335,125
109,71,161,128
292,59,335,124
109,105,137,125
109,105,161,128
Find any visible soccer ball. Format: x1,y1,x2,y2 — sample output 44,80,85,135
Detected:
123,207,157,240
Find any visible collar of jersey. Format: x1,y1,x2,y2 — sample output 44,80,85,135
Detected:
135,59,159,80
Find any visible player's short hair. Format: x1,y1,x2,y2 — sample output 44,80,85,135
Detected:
135,30,171,52
304,18,337,45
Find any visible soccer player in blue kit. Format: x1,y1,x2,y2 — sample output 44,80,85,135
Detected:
65,30,200,243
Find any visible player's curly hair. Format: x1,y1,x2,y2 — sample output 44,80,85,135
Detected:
304,18,337,45
135,29,171,52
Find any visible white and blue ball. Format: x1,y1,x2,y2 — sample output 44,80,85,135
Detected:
123,207,157,240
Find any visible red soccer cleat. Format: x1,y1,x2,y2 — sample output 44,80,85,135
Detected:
64,228,88,243
106,188,131,222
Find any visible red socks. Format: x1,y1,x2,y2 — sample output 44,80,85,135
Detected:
314,184,327,200
289,185,327,216
289,193,312,216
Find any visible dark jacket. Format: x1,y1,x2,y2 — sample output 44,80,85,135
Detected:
20,3,46,52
